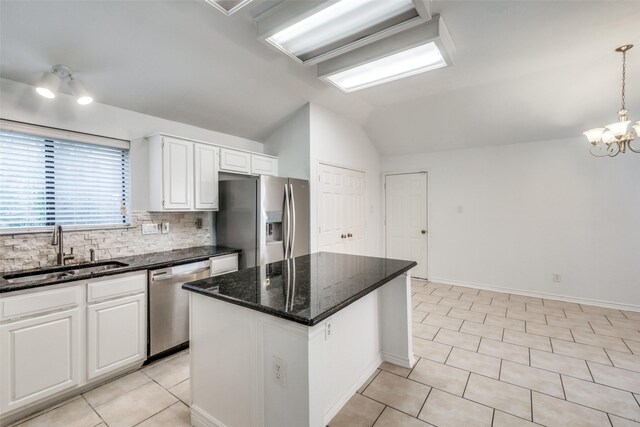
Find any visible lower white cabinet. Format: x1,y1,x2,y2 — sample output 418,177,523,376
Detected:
0,272,147,416
0,307,81,413
87,293,146,380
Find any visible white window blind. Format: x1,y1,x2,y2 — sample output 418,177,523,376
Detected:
0,127,131,231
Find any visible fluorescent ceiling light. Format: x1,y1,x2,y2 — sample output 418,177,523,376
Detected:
325,42,446,92
317,16,454,93
258,0,429,64
203,0,253,15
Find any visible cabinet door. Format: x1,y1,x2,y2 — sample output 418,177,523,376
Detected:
194,144,219,210
87,294,146,380
0,308,81,413
251,155,278,176
162,137,194,210
220,148,251,174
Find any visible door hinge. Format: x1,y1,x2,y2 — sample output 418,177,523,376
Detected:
162,200,165,208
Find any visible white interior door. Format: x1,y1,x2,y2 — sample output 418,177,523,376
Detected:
317,164,365,255
385,173,428,278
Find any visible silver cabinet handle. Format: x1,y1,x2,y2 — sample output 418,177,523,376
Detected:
289,183,295,258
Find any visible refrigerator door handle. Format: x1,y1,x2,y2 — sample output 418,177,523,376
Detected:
284,184,291,259
289,183,296,257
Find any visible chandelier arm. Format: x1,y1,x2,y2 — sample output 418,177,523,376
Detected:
589,144,611,157
627,139,640,153
607,143,621,157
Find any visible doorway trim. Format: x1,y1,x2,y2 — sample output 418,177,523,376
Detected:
383,170,430,280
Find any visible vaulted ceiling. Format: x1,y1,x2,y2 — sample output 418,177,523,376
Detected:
1,0,639,155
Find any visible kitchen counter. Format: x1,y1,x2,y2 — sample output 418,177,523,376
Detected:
0,246,240,293
186,251,416,427
183,252,416,326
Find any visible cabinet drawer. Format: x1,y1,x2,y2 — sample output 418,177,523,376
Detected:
87,272,147,303
251,155,278,176
211,254,238,276
220,149,251,174
1,286,81,321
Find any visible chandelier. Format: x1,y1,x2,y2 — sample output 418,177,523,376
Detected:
583,45,640,157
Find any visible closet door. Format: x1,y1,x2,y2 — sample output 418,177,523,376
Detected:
317,164,365,255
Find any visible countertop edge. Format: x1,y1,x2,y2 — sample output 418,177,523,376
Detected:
183,260,417,327
0,246,241,294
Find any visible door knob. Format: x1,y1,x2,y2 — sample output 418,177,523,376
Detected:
421,230,426,234
340,234,346,239
347,233,353,238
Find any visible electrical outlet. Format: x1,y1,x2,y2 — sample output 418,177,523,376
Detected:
272,356,285,387
325,321,333,341
161,222,170,234
553,273,562,283
142,223,159,235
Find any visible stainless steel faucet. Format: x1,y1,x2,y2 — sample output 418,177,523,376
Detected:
50,225,75,266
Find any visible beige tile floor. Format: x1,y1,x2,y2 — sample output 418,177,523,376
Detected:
9,280,640,427
9,351,191,427
329,280,640,427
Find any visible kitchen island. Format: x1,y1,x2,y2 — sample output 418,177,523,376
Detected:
183,252,416,427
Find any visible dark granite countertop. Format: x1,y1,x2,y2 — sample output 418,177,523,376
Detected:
0,246,241,294
183,252,416,326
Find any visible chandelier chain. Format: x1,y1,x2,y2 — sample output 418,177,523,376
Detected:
621,49,626,111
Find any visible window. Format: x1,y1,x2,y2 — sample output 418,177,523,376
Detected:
0,121,131,232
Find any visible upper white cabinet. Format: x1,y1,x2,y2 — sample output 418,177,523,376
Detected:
220,148,251,174
251,154,278,176
162,137,194,210
148,135,219,212
149,134,279,211
195,144,219,210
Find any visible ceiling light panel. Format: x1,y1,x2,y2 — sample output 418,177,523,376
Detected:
317,16,454,93
326,42,446,92
257,0,430,64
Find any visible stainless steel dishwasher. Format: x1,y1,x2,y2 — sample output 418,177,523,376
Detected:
148,260,211,358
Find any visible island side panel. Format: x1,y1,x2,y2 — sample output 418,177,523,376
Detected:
378,272,414,368
190,293,259,427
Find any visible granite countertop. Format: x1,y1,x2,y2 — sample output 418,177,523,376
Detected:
183,252,417,326
0,246,241,294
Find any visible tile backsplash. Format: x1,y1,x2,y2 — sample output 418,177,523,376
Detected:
0,212,212,273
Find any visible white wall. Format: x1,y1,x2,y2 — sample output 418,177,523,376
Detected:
263,104,310,180
0,78,264,211
383,138,640,308
310,103,383,257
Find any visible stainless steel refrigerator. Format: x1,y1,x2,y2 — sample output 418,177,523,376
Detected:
217,176,310,268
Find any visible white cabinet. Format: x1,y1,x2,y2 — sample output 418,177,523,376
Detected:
0,272,147,415
86,272,147,380
149,135,220,211
87,294,146,380
210,253,238,276
251,154,278,176
195,143,219,210
162,137,194,210
0,307,81,413
220,148,251,174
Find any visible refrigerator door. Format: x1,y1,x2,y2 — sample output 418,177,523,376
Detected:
288,178,310,258
217,178,258,269
259,176,290,265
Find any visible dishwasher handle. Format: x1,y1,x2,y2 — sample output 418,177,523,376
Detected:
151,266,211,282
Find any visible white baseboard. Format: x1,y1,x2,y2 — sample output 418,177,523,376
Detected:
191,404,227,427
381,351,414,369
429,276,640,312
323,352,383,425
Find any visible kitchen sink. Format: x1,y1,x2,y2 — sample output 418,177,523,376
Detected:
3,261,129,285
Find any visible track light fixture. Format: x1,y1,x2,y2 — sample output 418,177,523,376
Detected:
35,64,93,105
